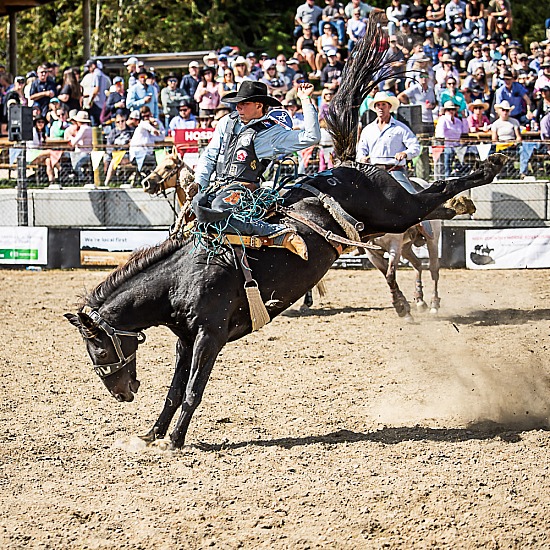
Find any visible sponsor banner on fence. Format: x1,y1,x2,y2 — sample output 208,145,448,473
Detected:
173,128,215,154
80,230,167,266
466,228,550,269
0,227,48,264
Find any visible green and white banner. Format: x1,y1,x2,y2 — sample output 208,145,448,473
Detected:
0,227,48,264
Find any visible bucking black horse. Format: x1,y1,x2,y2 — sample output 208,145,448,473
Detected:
65,16,505,449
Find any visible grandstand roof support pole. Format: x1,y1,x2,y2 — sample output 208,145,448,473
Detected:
83,0,91,62
17,144,28,227
8,11,17,77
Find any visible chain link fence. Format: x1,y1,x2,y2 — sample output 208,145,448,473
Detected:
1,139,549,226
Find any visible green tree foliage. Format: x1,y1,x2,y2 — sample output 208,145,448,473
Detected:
0,0,297,73
1,0,546,75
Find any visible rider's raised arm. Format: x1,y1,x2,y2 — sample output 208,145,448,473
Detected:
266,102,321,156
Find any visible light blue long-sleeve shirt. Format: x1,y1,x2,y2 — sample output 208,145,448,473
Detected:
126,83,159,119
356,117,420,165
194,102,321,188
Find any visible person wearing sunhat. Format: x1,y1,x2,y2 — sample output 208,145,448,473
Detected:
466,98,490,132
67,110,93,182
190,80,319,255
491,100,521,142
357,91,420,194
435,100,466,177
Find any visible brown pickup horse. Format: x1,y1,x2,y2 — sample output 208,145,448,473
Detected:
65,16,505,449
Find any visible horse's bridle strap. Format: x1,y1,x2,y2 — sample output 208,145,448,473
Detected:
81,306,146,379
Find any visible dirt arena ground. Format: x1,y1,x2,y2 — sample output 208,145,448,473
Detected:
0,266,549,549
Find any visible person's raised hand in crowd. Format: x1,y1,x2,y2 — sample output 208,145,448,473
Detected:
297,83,315,101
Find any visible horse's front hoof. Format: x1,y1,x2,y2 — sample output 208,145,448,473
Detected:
138,428,158,443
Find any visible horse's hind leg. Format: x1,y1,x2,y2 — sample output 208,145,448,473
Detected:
402,244,427,311
141,338,192,442
170,327,225,449
426,224,442,314
367,245,412,320
301,289,314,311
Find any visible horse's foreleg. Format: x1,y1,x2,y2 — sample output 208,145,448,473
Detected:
169,328,225,449
141,338,192,443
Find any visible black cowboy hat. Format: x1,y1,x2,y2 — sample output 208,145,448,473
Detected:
222,81,282,106
163,73,179,83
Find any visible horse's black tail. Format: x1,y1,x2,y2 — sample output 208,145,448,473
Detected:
324,14,390,163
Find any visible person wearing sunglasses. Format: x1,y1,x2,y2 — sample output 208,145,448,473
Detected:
168,100,197,133
28,64,57,117
160,73,186,127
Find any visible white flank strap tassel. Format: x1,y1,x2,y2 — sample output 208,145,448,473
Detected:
244,280,270,331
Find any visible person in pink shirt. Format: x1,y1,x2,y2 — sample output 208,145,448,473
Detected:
67,110,93,182
194,67,221,118
466,99,490,132
435,100,467,176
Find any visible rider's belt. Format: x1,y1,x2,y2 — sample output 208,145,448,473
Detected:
214,234,270,249
373,164,405,172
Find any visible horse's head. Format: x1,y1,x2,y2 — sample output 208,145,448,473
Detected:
65,307,145,402
141,154,180,195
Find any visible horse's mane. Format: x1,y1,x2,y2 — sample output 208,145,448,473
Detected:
84,237,187,309
324,14,391,162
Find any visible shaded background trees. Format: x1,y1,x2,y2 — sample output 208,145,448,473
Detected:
0,0,546,73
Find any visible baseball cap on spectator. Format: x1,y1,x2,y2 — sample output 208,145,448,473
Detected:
518,53,528,60
293,73,309,83
260,52,269,59
15,76,25,84
400,19,410,26
129,110,141,120
287,58,300,66
502,69,514,78
26,71,38,79
189,61,200,68
246,52,257,59
326,48,338,57
124,56,139,66
50,97,60,104
263,59,276,70
218,46,233,56
454,17,463,25
113,76,124,84
218,54,228,61
540,85,550,92
234,56,247,65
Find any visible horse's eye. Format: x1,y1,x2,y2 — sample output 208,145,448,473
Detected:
97,350,108,360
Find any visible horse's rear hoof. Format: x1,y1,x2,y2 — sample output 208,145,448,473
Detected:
416,300,428,311
150,437,175,451
430,308,439,315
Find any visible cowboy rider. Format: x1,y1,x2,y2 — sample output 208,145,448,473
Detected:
191,80,321,250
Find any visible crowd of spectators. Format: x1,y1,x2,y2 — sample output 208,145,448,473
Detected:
2,0,550,183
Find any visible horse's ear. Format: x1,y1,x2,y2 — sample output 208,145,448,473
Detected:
64,313,82,328
77,310,97,331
